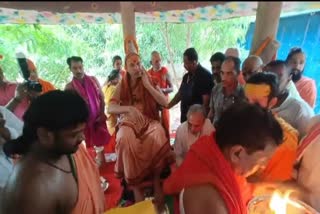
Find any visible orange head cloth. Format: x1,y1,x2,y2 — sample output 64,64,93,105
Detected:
26,59,36,72
244,83,271,98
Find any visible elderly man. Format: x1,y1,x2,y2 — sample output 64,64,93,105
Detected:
208,56,245,125
65,56,110,148
0,106,23,190
173,104,214,166
241,55,263,82
267,60,314,137
286,47,317,108
168,48,213,123
148,51,173,133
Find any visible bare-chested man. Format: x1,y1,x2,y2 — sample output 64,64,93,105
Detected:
0,90,105,214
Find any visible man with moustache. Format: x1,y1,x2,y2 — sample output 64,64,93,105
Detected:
1,90,105,214
168,48,213,123
65,56,110,148
286,47,317,108
208,56,245,125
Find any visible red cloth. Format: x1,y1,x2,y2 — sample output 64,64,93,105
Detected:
163,133,246,214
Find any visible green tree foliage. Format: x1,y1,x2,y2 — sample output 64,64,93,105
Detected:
0,16,254,89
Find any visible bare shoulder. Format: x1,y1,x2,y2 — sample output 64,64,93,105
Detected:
1,161,69,213
183,184,228,214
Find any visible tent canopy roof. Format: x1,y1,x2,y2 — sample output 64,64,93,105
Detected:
0,1,319,25
0,1,226,13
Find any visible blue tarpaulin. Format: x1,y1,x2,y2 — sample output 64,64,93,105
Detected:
245,11,320,113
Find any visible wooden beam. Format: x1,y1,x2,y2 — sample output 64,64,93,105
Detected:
250,2,282,63
120,2,136,40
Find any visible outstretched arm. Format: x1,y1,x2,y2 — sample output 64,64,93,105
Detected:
162,72,173,94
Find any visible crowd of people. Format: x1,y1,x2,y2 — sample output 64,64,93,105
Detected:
0,36,319,214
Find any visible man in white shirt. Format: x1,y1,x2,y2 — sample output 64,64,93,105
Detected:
0,106,23,189
173,104,215,166
267,60,314,137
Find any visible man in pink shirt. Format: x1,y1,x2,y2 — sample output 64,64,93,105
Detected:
286,47,317,109
0,66,17,106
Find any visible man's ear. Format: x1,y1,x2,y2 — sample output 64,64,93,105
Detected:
37,127,55,147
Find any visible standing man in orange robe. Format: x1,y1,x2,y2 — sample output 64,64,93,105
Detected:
148,51,173,133
286,47,317,109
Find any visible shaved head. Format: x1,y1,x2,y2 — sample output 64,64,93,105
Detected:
242,55,264,81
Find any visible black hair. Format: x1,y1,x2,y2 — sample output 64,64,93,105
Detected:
215,102,283,154
265,60,290,76
3,90,89,156
67,56,83,68
183,48,198,62
246,72,280,98
210,52,225,63
224,56,241,74
112,55,122,67
107,69,121,82
285,47,305,63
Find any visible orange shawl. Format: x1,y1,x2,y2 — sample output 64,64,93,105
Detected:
72,144,105,214
163,133,246,214
258,116,298,182
38,78,55,94
119,72,160,121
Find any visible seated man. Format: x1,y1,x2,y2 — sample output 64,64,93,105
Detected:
108,38,175,203
0,106,23,189
244,72,299,182
65,56,110,148
1,90,105,214
241,55,263,82
267,60,314,137
163,102,283,214
6,81,42,120
173,104,214,166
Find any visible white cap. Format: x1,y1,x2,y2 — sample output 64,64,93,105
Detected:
16,52,26,59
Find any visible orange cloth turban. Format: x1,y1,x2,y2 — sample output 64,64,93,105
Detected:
244,83,271,98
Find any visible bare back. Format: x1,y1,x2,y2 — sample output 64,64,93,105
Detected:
0,154,78,214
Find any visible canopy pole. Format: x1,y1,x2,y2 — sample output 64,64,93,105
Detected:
250,2,282,58
120,2,136,53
